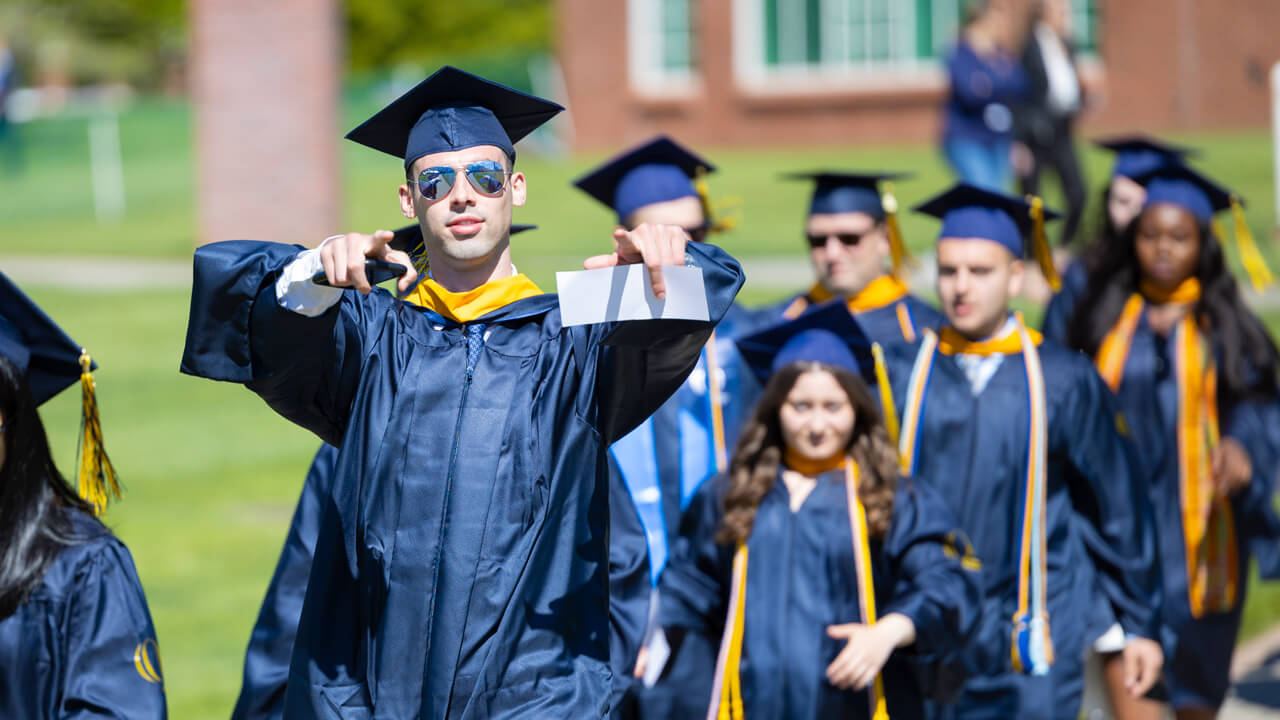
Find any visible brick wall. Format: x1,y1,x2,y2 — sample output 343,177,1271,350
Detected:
190,0,341,247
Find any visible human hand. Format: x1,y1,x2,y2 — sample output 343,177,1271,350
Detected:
1120,637,1163,697
583,223,689,300
1212,437,1252,498
824,614,916,691
318,230,418,294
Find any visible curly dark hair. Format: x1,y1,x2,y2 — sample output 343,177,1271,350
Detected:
716,362,898,546
1066,208,1280,405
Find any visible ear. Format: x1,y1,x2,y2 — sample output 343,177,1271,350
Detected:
398,183,416,218
510,171,527,208
1007,258,1025,298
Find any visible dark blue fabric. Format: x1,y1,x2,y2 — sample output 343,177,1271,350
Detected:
914,183,1061,259
759,290,945,350
881,338,1161,718
656,472,982,720
942,42,1029,147
0,270,96,405
0,508,167,718
232,442,653,720
1093,136,1194,180
737,301,876,385
179,239,742,719
572,136,714,223
1038,261,1088,346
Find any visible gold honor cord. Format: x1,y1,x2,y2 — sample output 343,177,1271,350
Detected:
845,461,890,720
708,545,749,720
871,343,900,448
76,351,121,516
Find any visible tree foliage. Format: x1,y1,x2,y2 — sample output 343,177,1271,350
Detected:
344,0,551,72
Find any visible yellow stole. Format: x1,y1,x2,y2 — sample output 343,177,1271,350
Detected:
1093,278,1237,617
404,272,544,323
783,277,918,341
709,460,888,720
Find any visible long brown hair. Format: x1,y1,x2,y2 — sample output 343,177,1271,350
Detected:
717,362,898,546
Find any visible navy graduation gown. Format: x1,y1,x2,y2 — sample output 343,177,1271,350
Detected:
180,240,742,719
0,508,167,719
656,471,982,720
233,442,653,720
883,339,1159,720
1039,260,1088,346
1074,308,1280,707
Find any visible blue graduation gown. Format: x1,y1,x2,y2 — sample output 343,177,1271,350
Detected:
763,289,945,347
942,41,1029,146
180,240,742,719
232,442,653,720
0,508,167,719
656,471,982,720
883,338,1160,720
1039,261,1088,346
1071,307,1280,708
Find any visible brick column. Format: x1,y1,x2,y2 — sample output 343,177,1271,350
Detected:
190,0,341,247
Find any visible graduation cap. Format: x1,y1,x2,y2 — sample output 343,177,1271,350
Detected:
573,135,724,226
784,170,914,276
1136,164,1274,290
737,301,877,385
346,66,564,169
914,182,1063,291
0,272,120,514
390,222,537,278
1094,135,1196,181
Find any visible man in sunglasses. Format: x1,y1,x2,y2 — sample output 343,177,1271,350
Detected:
768,172,943,346
180,67,744,719
572,136,765,718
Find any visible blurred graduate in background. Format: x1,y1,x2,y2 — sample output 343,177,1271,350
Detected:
1056,164,1280,720
0,272,166,718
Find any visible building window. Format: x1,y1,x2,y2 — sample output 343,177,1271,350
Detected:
735,0,1098,91
629,0,699,95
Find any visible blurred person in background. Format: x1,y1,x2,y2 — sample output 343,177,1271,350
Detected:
1060,165,1280,720
941,0,1029,191
0,34,21,174
654,303,981,720
1012,0,1086,248
0,272,166,719
765,171,944,347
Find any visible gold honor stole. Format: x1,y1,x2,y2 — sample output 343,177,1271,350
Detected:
404,273,544,324
1094,280,1238,617
898,315,1055,675
708,461,889,720
782,277,919,342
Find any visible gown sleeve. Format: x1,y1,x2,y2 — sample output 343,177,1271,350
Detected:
1223,395,1280,579
657,475,734,635
881,481,983,664
232,443,336,720
607,469,652,687
59,538,168,719
180,240,393,446
589,241,745,445
1040,261,1088,346
1059,359,1162,641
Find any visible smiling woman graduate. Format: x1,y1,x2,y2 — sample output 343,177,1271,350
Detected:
0,272,166,719
1061,164,1280,719
179,66,743,719
653,303,981,720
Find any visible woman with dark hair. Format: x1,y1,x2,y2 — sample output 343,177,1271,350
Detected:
651,304,981,719
1041,135,1194,343
0,273,166,718
1058,165,1280,719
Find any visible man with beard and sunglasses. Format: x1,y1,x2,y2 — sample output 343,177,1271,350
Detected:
765,172,944,347
180,67,744,719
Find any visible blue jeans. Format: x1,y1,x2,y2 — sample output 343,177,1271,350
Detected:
943,136,1011,191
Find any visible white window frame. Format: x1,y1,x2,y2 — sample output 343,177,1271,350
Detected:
628,0,701,97
732,0,943,94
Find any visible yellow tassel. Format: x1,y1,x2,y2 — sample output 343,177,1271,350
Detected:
881,182,912,279
871,343,900,447
1025,195,1061,292
77,351,121,516
1229,196,1273,292
695,167,741,234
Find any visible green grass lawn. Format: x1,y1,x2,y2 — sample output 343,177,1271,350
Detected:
5,99,1280,718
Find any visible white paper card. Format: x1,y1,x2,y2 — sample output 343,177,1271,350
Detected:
642,627,671,688
555,264,709,327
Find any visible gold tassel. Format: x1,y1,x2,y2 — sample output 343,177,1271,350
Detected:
871,342,900,447
1229,196,1273,292
77,351,121,516
1026,195,1061,292
881,182,912,279
695,167,741,234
